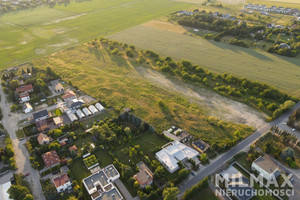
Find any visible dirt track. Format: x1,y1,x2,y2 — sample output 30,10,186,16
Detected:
134,67,267,128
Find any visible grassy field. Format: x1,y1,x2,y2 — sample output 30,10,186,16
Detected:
30,42,253,147
108,25,300,98
190,187,218,200
0,0,191,69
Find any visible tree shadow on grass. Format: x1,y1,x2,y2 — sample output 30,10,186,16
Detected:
206,39,273,61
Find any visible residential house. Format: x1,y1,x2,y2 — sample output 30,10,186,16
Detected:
33,110,49,122
53,116,63,127
134,162,153,188
156,141,199,173
251,155,281,180
62,90,76,102
36,119,50,132
177,131,190,142
50,80,64,93
52,173,71,193
192,139,210,153
16,84,33,93
42,150,61,168
37,133,50,145
220,165,255,200
68,99,84,111
19,91,30,103
23,102,33,113
82,107,92,116
83,164,123,200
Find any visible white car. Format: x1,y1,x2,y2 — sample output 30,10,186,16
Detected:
292,129,295,132
282,122,287,125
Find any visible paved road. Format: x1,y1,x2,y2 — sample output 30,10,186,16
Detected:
178,102,300,197
0,81,46,200
114,178,134,200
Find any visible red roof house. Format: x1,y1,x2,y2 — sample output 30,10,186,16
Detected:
42,150,61,168
16,84,33,93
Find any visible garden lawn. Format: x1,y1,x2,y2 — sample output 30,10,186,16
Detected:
69,158,91,183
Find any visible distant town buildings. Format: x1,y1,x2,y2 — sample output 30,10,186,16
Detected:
244,3,299,16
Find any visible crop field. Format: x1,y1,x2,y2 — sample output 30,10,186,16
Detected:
247,0,300,9
108,25,300,98
0,0,191,69
29,42,253,147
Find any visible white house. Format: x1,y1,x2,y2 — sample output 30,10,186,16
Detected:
155,141,199,173
83,164,123,200
76,109,85,119
251,155,281,180
19,91,30,103
52,173,71,193
82,107,92,116
88,105,98,114
23,102,33,113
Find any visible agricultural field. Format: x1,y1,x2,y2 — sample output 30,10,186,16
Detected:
0,0,191,69
108,25,300,98
29,41,254,147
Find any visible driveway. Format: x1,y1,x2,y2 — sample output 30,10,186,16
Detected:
114,178,133,200
0,80,45,200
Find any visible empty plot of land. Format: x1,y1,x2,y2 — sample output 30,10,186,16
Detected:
142,20,187,34
134,66,266,128
108,25,300,97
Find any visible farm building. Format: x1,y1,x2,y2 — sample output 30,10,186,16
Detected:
76,109,85,119
95,103,105,112
82,107,92,116
88,105,98,114
67,112,78,122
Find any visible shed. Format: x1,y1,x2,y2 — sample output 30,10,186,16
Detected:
67,112,78,122
76,109,85,119
95,103,105,112
82,107,92,116
88,105,98,114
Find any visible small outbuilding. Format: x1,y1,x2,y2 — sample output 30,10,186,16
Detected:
82,107,92,116
95,103,105,112
76,109,85,119
88,105,98,114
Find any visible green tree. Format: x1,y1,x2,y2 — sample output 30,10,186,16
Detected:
67,196,78,200
281,147,294,160
8,185,30,200
24,194,34,200
200,153,209,164
163,187,179,200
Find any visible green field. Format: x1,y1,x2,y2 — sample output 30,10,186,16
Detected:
108,25,300,97
30,41,253,147
0,0,191,69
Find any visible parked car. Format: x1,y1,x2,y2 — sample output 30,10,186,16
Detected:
292,129,295,132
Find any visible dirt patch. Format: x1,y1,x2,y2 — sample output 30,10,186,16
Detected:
142,20,188,34
133,66,267,128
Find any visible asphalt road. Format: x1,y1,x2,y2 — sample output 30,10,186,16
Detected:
178,102,300,196
0,80,46,200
